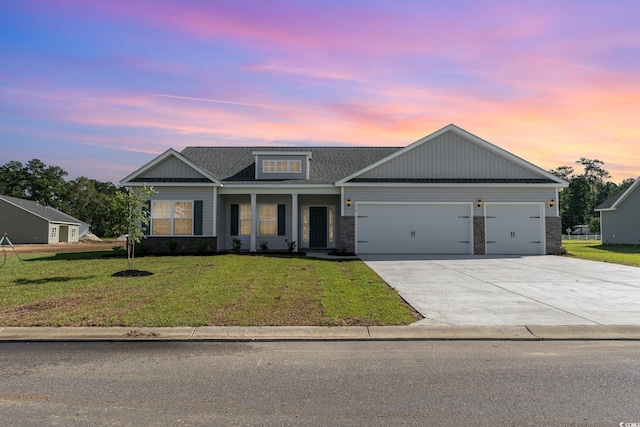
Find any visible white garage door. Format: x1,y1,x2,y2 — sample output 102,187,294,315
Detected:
356,203,472,254
485,204,544,255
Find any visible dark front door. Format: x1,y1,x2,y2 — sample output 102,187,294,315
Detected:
309,207,328,248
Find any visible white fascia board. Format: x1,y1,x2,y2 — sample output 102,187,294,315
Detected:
335,124,569,187
220,184,339,195
124,182,220,187
594,207,616,212
119,148,222,186
252,151,313,158
337,182,565,188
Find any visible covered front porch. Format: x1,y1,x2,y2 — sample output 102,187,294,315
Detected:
217,189,343,252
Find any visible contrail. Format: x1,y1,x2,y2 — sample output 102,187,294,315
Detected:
150,93,326,114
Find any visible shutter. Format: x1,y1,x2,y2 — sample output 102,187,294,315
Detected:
231,204,239,236
277,204,286,236
194,200,203,235
143,200,151,235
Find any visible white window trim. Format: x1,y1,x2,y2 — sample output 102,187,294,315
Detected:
262,160,302,174
150,200,195,236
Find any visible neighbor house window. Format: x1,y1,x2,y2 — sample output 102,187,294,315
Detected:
263,160,301,173
151,201,193,235
51,226,57,238
259,205,276,235
240,205,252,235
71,228,77,239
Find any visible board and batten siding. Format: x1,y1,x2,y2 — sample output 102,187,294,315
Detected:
255,155,308,180
343,187,557,217
601,187,640,245
148,186,215,236
139,156,208,179
359,131,543,180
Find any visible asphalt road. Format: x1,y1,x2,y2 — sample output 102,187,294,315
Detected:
0,341,638,426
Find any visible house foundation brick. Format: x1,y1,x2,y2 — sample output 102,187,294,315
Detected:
339,216,355,253
473,216,485,255
137,236,217,254
546,217,562,254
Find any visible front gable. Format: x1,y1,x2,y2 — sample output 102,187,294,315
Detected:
120,149,221,186
337,124,567,185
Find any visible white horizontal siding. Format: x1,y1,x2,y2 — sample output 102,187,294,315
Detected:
359,131,542,180
140,156,207,179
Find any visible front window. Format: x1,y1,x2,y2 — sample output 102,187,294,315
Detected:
51,226,57,238
151,201,193,235
240,205,251,235
263,160,274,172
259,205,276,235
71,228,77,238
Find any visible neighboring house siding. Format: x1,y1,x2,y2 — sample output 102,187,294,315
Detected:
359,131,543,180
255,155,308,180
0,202,49,244
343,186,557,217
601,188,640,245
139,156,208,179
148,186,215,236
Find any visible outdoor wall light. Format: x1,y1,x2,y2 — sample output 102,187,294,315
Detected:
549,199,556,207
476,199,483,208
346,198,353,207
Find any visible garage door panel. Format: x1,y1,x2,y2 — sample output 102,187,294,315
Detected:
485,204,544,255
356,204,472,254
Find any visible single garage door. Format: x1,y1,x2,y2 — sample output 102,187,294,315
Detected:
485,203,544,255
356,203,473,254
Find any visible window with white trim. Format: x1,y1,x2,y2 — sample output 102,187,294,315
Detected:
259,205,276,235
151,201,194,235
263,160,301,173
51,226,57,238
240,205,251,235
71,228,77,239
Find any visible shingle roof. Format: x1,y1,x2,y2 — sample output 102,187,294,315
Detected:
0,194,82,224
180,146,403,184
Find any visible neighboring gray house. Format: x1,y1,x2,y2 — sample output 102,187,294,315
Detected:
0,194,84,244
595,177,640,245
120,124,568,255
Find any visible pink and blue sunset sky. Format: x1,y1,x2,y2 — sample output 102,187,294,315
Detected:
1,0,639,184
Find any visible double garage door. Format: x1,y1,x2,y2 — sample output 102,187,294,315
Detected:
356,203,544,255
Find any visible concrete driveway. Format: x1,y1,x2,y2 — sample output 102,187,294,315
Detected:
361,255,640,326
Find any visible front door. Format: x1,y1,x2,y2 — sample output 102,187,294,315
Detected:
309,207,328,248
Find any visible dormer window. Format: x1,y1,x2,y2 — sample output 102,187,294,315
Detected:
263,160,301,173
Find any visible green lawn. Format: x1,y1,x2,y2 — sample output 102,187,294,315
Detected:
562,240,640,267
0,252,421,327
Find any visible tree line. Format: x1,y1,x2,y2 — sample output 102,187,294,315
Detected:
550,158,635,233
0,159,122,237
0,157,636,237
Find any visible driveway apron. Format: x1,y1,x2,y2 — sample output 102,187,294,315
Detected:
361,255,640,326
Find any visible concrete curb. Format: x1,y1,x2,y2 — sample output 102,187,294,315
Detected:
2,325,640,341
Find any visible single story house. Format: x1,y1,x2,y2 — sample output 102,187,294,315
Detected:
120,124,568,255
0,194,85,244
595,177,640,245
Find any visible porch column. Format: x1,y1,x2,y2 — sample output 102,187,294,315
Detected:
250,193,257,252
291,193,299,252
